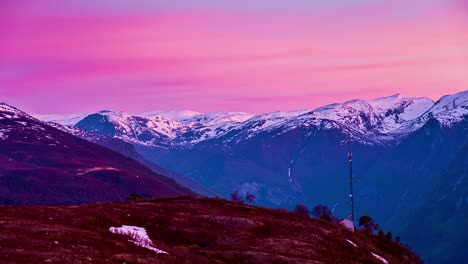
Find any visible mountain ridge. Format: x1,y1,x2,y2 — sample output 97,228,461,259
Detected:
35,91,467,148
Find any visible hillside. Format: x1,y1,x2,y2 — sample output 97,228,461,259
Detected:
0,196,421,264
0,103,194,205
49,122,217,197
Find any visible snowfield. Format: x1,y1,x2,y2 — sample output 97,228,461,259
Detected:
109,225,168,254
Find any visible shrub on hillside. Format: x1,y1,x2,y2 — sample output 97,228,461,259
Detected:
294,204,310,218
245,193,256,203
359,216,379,233
312,205,332,220
231,190,244,203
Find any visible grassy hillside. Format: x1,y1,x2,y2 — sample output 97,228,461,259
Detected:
0,196,421,264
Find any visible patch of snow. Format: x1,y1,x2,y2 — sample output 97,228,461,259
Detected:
288,168,293,183
109,225,168,254
15,121,28,126
371,252,389,264
452,175,467,192
0,131,7,140
77,167,121,175
346,239,358,247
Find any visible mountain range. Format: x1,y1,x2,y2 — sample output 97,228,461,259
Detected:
37,91,466,147
33,90,468,264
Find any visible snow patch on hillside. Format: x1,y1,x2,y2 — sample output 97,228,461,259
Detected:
0,131,8,140
109,225,168,254
371,252,389,264
346,239,358,247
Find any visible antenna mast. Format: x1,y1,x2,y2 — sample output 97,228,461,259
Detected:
348,133,354,223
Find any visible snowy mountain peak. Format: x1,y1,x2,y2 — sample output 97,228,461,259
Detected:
140,110,203,121
432,90,468,113
368,93,432,106
365,95,435,133
182,112,255,126
422,90,468,125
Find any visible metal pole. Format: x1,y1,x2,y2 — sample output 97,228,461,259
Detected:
348,134,354,223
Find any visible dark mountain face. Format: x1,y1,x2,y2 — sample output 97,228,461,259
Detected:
0,103,194,205
75,113,117,137
51,123,218,197
356,118,468,228
399,143,468,264
134,123,389,215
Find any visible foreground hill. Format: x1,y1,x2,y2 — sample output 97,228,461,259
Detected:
0,196,421,264
0,103,194,205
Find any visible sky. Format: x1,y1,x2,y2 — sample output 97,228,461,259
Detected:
1,0,467,114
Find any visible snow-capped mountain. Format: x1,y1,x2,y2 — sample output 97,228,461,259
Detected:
40,91,467,148
72,110,256,147
0,103,61,144
232,94,435,143
419,90,468,125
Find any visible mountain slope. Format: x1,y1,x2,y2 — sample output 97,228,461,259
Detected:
49,123,217,197
0,103,195,205
353,116,467,232
0,196,422,264
399,143,468,264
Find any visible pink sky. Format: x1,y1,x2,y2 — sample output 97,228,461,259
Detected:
1,0,467,114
